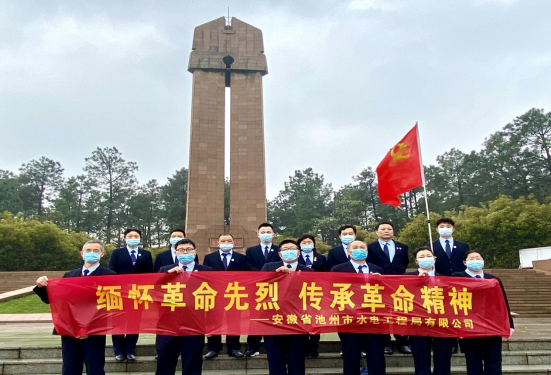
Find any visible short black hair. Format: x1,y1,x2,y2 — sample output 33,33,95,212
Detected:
463,250,483,261
413,246,434,258
375,221,394,230
258,222,274,231
278,239,298,251
218,233,234,240
170,228,186,237
338,225,356,236
436,218,455,227
124,228,142,237
297,234,316,252
175,238,196,249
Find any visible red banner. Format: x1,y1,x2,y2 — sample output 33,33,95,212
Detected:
46,272,511,338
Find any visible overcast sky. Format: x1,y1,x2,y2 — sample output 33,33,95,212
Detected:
1,0,550,199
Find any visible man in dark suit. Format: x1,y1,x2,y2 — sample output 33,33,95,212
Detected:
156,238,212,375
34,240,116,375
261,239,314,375
331,240,385,375
327,224,357,269
366,221,410,355
452,250,515,375
406,246,453,375
203,233,246,359
244,222,280,356
153,228,186,272
109,228,154,362
432,218,470,276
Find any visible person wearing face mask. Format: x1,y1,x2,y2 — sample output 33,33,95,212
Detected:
154,229,188,272
331,240,386,375
203,233,246,359
367,221,410,355
156,239,212,375
245,222,280,357
452,250,514,375
327,225,357,269
261,240,314,375
431,218,470,276
296,234,328,358
109,228,153,362
405,247,454,375
34,240,116,375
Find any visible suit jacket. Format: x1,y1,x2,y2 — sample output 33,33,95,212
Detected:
330,261,383,274
297,252,329,272
404,270,443,276
203,251,247,271
432,240,470,276
261,261,315,272
451,271,514,329
154,248,178,272
159,263,212,273
109,247,153,274
367,241,409,275
246,244,280,271
327,245,349,269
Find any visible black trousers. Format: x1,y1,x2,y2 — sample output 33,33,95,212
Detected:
460,336,503,375
410,336,454,375
61,335,106,375
303,334,321,355
264,334,306,375
112,334,139,356
207,335,241,353
155,334,205,375
340,332,386,375
247,335,263,351
383,334,409,348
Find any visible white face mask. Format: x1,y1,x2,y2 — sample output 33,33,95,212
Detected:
438,227,453,237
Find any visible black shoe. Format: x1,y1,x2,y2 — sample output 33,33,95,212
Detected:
245,349,260,357
304,351,310,358
384,346,393,355
115,354,125,362
398,345,412,354
126,354,136,361
311,351,319,359
451,346,458,354
204,351,218,359
229,350,244,358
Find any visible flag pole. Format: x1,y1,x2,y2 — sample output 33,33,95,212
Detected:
415,122,434,250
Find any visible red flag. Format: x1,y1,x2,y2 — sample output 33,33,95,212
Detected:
376,124,423,207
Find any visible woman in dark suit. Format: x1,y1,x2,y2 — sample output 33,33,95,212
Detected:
297,234,328,358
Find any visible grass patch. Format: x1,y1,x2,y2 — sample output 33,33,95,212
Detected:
0,294,51,314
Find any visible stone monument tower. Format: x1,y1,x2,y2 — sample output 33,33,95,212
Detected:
185,17,268,259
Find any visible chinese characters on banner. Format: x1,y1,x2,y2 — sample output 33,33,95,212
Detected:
47,272,511,338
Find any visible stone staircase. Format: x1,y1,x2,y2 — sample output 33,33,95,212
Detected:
486,269,551,318
0,272,65,295
1,340,551,374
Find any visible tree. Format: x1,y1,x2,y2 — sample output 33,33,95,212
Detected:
18,157,64,218
53,176,89,232
159,167,188,231
128,180,163,247
84,147,138,243
0,170,23,214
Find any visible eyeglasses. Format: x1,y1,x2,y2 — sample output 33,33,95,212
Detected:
282,248,299,251
177,248,196,252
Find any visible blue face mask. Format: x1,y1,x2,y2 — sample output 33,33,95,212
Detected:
259,233,273,243
418,257,435,269
170,237,183,246
350,249,367,261
178,253,195,264
438,227,453,237
341,235,355,245
220,243,233,252
301,244,314,253
466,260,484,272
280,250,299,262
82,252,101,263
126,239,140,247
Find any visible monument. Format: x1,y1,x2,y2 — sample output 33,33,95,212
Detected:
185,16,268,259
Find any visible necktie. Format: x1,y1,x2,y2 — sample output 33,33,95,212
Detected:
305,254,312,266
287,264,292,269
383,243,390,259
183,265,188,271
264,246,269,259
174,255,178,264
475,275,482,279
130,250,137,264
83,269,89,276
222,253,229,270
358,265,365,273
445,240,452,258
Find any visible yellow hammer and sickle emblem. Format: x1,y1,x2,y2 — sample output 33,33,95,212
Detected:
390,143,411,162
